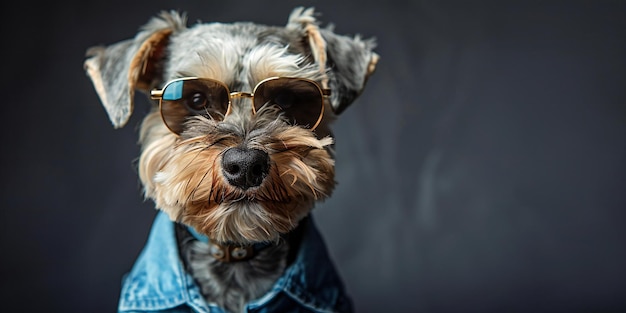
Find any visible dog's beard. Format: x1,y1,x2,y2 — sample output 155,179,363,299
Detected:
138,109,335,244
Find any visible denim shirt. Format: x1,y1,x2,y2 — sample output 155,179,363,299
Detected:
118,212,353,313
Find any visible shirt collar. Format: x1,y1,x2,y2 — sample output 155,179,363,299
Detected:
118,211,349,312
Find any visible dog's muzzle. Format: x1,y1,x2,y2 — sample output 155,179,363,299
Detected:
221,147,270,189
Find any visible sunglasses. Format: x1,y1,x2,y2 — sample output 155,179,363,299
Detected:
150,77,330,134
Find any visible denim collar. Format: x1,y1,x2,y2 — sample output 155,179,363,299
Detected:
118,211,351,313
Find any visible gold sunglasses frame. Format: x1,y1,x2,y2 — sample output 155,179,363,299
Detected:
151,77,331,134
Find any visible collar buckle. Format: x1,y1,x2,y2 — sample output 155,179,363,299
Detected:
209,242,255,262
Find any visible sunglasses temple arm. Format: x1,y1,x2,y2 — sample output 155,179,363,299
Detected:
150,89,164,100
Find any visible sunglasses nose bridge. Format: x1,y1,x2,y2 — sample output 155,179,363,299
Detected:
229,92,253,99
229,92,257,115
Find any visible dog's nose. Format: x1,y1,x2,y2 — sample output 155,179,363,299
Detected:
221,147,270,189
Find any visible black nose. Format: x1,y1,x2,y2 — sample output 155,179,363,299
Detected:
221,147,270,189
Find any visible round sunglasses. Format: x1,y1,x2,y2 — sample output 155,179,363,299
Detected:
150,77,330,134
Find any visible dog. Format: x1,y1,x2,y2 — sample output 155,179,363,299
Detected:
84,7,378,313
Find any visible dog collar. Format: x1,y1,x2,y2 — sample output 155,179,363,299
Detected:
186,226,273,262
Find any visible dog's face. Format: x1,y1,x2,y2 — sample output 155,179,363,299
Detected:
85,8,377,244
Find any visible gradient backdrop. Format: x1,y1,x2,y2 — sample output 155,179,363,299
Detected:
1,1,625,312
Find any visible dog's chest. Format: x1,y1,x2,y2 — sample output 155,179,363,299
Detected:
176,225,290,313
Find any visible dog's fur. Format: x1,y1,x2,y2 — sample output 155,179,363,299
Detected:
85,7,377,313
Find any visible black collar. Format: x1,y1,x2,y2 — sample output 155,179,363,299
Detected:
186,225,274,262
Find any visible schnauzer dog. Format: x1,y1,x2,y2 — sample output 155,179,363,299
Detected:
85,7,378,313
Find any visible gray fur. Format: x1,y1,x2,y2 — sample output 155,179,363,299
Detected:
176,224,289,313
84,41,138,128
322,30,378,114
84,11,185,128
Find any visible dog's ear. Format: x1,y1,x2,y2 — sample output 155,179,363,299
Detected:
321,30,379,114
286,7,379,115
84,12,186,128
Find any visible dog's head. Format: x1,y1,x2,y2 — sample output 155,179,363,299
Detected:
85,7,378,244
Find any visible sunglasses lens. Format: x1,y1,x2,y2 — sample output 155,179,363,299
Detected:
160,79,230,134
254,78,324,129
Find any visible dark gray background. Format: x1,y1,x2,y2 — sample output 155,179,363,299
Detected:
1,1,624,312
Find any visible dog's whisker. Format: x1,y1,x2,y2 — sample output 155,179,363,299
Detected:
220,187,227,204
207,156,221,204
188,166,212,203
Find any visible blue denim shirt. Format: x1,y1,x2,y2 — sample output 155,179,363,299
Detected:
118,212,353,313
